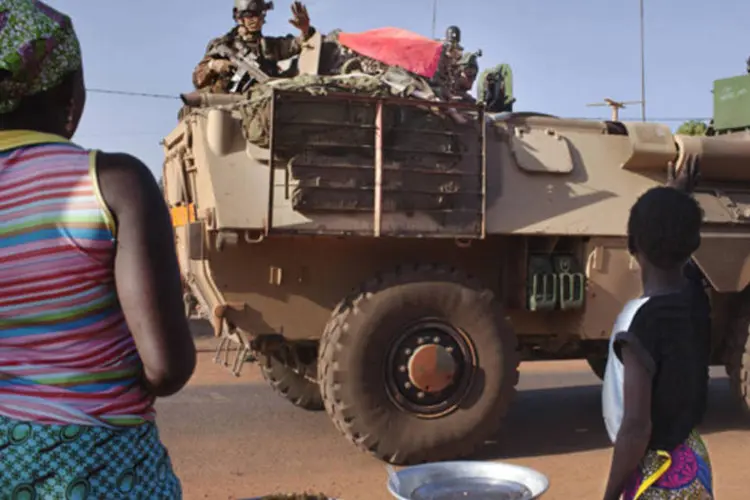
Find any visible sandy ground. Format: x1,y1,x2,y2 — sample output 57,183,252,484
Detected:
156,335,750,500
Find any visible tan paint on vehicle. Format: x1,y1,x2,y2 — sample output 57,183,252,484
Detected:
162,44,750,464
163,93,750,339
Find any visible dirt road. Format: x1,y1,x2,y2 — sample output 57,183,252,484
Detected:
157,341,749,499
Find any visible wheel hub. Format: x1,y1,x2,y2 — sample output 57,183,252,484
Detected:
407,344,456,393
385,320,476,417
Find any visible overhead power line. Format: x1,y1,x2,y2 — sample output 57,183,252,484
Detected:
639,0,646,121
86,87,180,100
83,86,710,123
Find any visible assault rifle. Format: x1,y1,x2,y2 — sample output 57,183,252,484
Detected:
210,45,271,93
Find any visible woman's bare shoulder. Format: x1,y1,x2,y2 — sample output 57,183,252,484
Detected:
94,151,161,211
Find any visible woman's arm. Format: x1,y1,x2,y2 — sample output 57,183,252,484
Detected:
96,152,197,397
602,344,653,500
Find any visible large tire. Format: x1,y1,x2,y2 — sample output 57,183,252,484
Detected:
318,264,520,465
586,355,607,381
260,355,324,411
727,293,750,414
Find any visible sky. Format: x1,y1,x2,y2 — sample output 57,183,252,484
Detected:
45,0,749,178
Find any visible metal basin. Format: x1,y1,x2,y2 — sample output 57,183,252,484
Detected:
243,497,338,500
387,461,549,500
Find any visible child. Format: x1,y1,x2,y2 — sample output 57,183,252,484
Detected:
601,166,712,499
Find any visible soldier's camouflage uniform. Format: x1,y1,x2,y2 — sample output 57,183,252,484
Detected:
434,48,480,102
428,42,465,100
192,24,316,93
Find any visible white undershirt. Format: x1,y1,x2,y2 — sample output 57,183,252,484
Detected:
601,296,651,444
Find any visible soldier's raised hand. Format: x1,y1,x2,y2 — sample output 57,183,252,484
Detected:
667,154,701,193
289,1,310,33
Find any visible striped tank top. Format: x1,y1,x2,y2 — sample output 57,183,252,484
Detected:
0,130,154,428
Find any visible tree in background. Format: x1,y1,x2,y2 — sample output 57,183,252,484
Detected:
677,120,708,136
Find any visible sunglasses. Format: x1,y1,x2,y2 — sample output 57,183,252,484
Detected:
237,10,264,18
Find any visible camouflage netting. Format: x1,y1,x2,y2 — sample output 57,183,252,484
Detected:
318,29,392,77
234,25,479,149
238,72,434,149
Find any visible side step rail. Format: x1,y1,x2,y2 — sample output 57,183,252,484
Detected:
213,328,254,377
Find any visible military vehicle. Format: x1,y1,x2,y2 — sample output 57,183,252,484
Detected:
162,37,750,465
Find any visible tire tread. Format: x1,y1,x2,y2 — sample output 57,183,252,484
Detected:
318,263,520,465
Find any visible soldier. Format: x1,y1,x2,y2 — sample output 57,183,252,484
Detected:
430,26,464,100
451,51,481,102
192,0,315,93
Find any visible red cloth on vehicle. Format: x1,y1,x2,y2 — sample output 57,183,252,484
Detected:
337,27,443,79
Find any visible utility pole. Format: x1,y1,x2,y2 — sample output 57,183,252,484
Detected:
586,98,643,121
431,0,437,39
639,0,646,121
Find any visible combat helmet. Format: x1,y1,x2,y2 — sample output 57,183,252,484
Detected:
234,0,274,15
445,25,461,44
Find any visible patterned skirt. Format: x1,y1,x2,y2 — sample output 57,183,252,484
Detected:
623,429,713,500
0,415,182,499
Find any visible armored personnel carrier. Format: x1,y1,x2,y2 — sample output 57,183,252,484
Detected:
162,37,750,465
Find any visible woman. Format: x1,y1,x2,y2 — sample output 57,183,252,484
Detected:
601,160,713,499
0,1,196,497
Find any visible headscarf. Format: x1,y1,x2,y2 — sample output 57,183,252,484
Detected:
0,0,82,114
